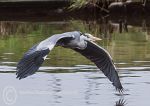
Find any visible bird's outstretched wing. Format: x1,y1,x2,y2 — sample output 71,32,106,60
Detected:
16,32,74,79
73,41,123,91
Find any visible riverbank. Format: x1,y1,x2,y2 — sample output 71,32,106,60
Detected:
0,0,150,27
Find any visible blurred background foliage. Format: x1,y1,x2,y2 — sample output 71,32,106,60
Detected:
0,20,150,69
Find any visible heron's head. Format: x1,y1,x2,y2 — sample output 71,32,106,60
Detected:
84,33,102,42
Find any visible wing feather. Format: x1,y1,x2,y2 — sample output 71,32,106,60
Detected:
73,41,123,91
16,31,76,79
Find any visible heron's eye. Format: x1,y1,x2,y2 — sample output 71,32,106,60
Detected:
84,35,89,38
87,35,90,38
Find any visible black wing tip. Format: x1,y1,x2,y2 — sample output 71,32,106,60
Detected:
16,75,23,80
16,70,28,80
112,82,124,93
16,64,38,80
16,76,27,80
16,49,49,80
16,71,28,80
16,62,36,79
115,85,124,93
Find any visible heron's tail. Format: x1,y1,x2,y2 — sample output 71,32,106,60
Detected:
16,49,49,79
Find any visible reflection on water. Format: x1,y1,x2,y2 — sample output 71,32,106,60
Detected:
0,18,150,106
48,74,62,105
115,99,126,106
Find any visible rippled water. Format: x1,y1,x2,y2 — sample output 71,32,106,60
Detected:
0,21,150,106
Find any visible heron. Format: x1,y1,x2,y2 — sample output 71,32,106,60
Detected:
16,31,123,91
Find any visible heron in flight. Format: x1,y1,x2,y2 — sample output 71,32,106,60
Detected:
16,31,123,91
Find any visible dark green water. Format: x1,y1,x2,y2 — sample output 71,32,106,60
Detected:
0,20,150,106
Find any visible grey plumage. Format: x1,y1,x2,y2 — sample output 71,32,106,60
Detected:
73,41,123,91
16,31,123,91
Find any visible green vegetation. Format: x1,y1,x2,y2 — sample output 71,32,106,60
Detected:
0,20,150,70
69,0,96,9
69,0,110,12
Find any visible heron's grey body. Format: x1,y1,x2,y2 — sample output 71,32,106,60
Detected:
16,31,123,91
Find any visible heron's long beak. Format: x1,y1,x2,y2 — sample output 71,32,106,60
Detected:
90,36,102,41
